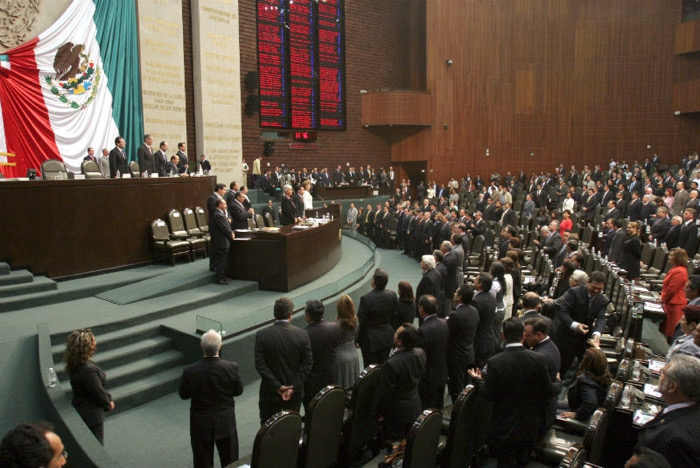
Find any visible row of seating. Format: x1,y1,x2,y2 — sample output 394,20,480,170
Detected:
150,207,209,265
40,158,146,179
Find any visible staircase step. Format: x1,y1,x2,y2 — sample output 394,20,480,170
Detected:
54,336,174,380
104,350,185,388
0,289,61,312
0,269,33,286
51,324,162,360
0,275,57,298
0,262,9,275
107,366,184,416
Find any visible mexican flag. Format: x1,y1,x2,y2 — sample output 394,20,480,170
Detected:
0,0,143,178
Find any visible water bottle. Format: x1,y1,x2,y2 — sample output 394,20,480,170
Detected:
47,367,57,388
116,170,121,178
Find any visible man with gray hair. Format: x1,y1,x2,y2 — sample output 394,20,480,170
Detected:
179,330,243,468
637,354,700,467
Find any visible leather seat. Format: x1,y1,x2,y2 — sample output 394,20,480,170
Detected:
438,385,492,468
402,409,442,468
194,206,209,234
167,209,207,260
255,214,265,228
298,385,346,468
339,364,381,467
41,159,72,180
534,408,609,466
182,207,209,256
150,219,191,265
252,411,302,468
80,160,102,179
129,160,141,177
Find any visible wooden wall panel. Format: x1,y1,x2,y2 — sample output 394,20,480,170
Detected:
673,79,700,112
393,0,700,184
361,91,432,125
675,19,700,54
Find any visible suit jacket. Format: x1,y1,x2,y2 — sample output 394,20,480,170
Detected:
255,321,313,403
472,290,497,359
347,207,358,225
418,314,449,393
553,286,610,356
229,199,249,230
176,150,188,172
153,149,168,176
441,251,459,297
609,229,625,264
474,345,560,443
209,208,232,249
374,348,426,425
637,404,700,468
673,190,690,216
280,195,297,225
178,357,243,440
543,232,562,257
664,224,681,249
69,361,112,426
621,234,641,278
532,337,561,430
357,288,398,353
522,200,536,218
627,199,642,221
501,209,517,227
603,208,620,221
207,193,222,215
416,269,442,304
522,310,553,336
304,320,343,402
108,147,127,178
650,217,671,241
98,156,110,178
447,303,479,367
137,143,154,175
678,220,698,256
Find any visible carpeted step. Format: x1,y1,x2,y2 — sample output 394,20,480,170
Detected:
0,289,61,312
54,335,174,381
51,324,162,361
0,275,57,298
100,349,185,388
0,262,9,275
107,366,185,416
0,269,33,286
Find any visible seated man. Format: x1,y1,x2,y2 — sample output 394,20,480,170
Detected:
0,422,67,468
637,354,700,467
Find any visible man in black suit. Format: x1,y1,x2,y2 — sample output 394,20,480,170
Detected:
524,317,561,437
199,154,211,173
83,147,97,163
279,184,299,226
374,323,426,441
472,272,497,367
627,191,643,221
637,355,700,467
500,202,517,226
176,142,189,174
602,199,620,221
663,215,682,249
356,268,398,365
521,292,553,333
439,241,458,317
228,191,252,230
303,300,343,408
108,136,128,178
446,283,479,402
333,165,344,186
553,271,610,377
677,208,698,256
209,198,234,285
153,141,169,177
207,184,228,215
137,133,154,175
469,318,561,468
650,206,671,243
416,255,442,310
417,295,449,410
609,218,626,264
254,297,313,423
179,330,243,468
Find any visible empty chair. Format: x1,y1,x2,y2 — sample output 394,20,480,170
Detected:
129,160,141,177
402,409,442,468
41,159,71,180
80,160,102,179
438,385,493,468
255,214,265,228
252,411,302,468
150,219,191,265
339,365,382,467
558,444,587,468
298,385,346,468
535,408,609,466
167,209,207,260
264,212,275,227
247,217,257,229
194,206,209,234
183,207,209,255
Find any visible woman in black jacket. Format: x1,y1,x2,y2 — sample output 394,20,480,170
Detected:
560,348,612,421
64,329,114,444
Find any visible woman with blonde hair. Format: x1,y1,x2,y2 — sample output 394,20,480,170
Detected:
334,295,361,388
661,248,689,342
64,328,114,444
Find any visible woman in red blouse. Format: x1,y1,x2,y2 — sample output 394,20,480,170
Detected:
661,248,689,342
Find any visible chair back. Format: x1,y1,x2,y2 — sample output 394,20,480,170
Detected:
255,214,265,228
439,385,492,468
403,409,442,468
182,208,202,236
151,219,170,242
581,226,593,245
81,160,102,178
194,206,209,232
129,160,140,177
247,217,257,229
167,209,188,236
650,246,667,271
558,444,587,468
41,159,68,180
264,212,274,227
603,381,623,412
252,411,302,468
301,385,346,468
340,365,381,463
640,243,653,267
582,408,609,465
470,235,484,255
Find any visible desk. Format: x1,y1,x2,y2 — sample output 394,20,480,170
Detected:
315,185,374,199
227,205,342,291
0,176,215,278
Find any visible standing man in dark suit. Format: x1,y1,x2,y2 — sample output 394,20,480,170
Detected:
609,218,626,264
137,133,154,175
677,208,699,257
254,297,313,423
553,271,610,377
83,147,97,163
637,355,700,467
417,295,449,409
663,215,683,249
469,318,561,468
374,324,426,441
356,268,398,365
521,292,553,333
416,255,442,309
228,191,252,230
179,330,243,468
446,284,479,402
524,317,561,436
333,165,344,186
108,136,127,178
439,241,458,317
303,300,343,408
472,272,497,368
176,142,189,174
207,184,228,215
650,206,671,243
279,184,299,226
209,199,234,285
153,141,169,177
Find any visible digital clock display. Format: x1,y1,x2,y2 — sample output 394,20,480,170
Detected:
293,131,318,141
